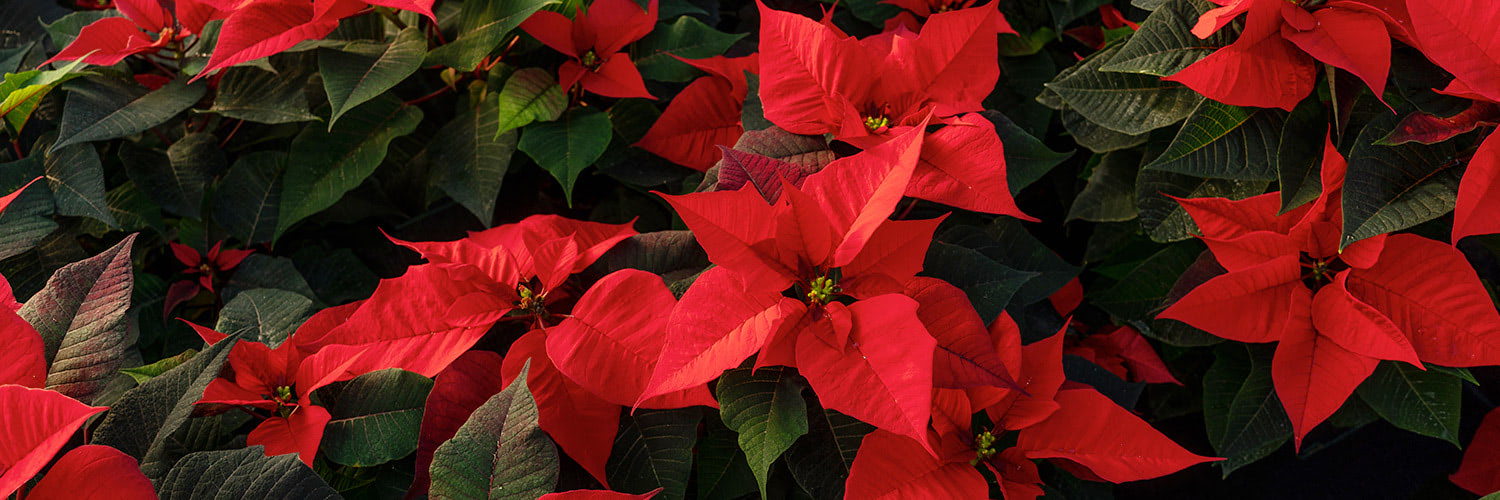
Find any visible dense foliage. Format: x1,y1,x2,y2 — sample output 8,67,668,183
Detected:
3,0,1500,498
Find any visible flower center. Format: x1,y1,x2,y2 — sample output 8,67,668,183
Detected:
198,263,213,273
862,102,894,133
806,273,841,306
1299,253,1347,290
516,282,547,316
970,430,999,465
580,50,602,71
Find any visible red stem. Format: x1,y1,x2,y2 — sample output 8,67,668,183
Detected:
404,86,453,107
220,119,244,148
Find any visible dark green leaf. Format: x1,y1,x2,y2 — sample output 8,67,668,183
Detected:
981,110,1073,194
323,368,433,467
213,151,285,244
696,425,757,500
1203,344,1288,477
741,73,771,132
424,0,555,72
429,363,558,500
921,241,1037,322
278,94,422,238
0,59,89,132
158,446,341,500
1144,101,1285,180
1090,240,1203,321
783,408,872,500
220,254,318,304
0,159,58,260
1341,114,1461,247
717,366,808,497
494,68,567,136
633,16,747,82
208,64,318,124
53,77,205,150
1356,361,1462,445
20,234,135,404
88,181,164,236
42,137,115,227
430,94,517,226
518,107,612,206
1045,43,1201,135
941,220,1079,307
1061,107,1150,152
93,334,238,480
1100,0,1235,76
43,10,116,48
214,289,314,347
321,27,427,128
1048,0,1112,31
608,408,702,500
1069,150,1142,222
1277,97,1328,212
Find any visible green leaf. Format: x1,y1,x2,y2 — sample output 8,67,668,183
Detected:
43,10,117,48
53,77,205,151
321,27,427,128
1100,0,1235,76
716,366,808,497
42,137,117,227
120,349,197,385
0,43,34,75
93,334,238,480
1049,0,1112,31
1144,101,1286,181
212,151,285,244
429,94,517,226
429,363,558,500
207,64,318,124
981,110,1073,194
0,159,58,260
323,368,433,467
220,254,318,304
1090,240,1203,321
84,181,164,236
20,234,135,405
1356,361,1462,445
1137,169,1271,242
119,138,218,219
518,107,612,206
633,16,747,82
424,0,555,72
1068,150,1141,222
1203,344,1289,477
0,58,90,132
1045,43,1202,135
494,68,566,136
278,94,422,239
1277,97,1329,212
940,220,1080,307
608,408,702,500
741,73,771,132
1061,106,1150,152
1340,113,1461,247
920,241,1037,322
158,446,340,500
696,426,758,500
214,289,314,347
783,408,873,500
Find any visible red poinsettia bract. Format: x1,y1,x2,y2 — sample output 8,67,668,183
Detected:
195,0,434,76
44,0,221,67
164,240,254,317
756,0,1029,218
639,124,951,450
1399,0,1500,243
846,315,1217,499
636,54,759,171
0,274,155,500
409,271,716,496
1158,134,1500,445
1065,325,1182,385
1166,0,1413,111
521,0,658,99
193,323,368,465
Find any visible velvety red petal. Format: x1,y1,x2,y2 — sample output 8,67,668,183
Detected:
0,386,107,498
1310,273,1422,367
844,430,987,499
521,10,578,56
800,121,927,267
636,77,743,171
1016,387,1220,482
410,351,508,497
23,445,156,500
1166,22,1316,111
1343,234,1500,366
0,308,45,387
906,277,1021,390
580,55,655,99
248,405,331,466
1272,325,1378,449
502,331,619,486
840,217,943,299
1452,407,1500,495
42,17,159,67
1281,8,1390,101
903,114,1032,219
1454,131,1500,243
1406,0,1500,102
902,6,1000,116
197,0,355,77
756,0,873,135
657,188,798,291
1157,255,1306,343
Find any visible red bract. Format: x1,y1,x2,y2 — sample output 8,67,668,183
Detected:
193,323,369,465
196,0,432,76
882,0,1018,33
847,319,1216,499
756,1,1029,218
1403,0,1500,243
164,241,254,319
538,489,661,500
1166,0,1410,111
636,55,759,170
1453,407,1500,495
1158,134,1500,445
643,125,946,450
43,0,221,67
521,0,658,99
1065,325,1182,385
0,386,106,497
385,214,637,329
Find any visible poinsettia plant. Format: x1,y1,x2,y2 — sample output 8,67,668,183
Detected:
2,0,1500,497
